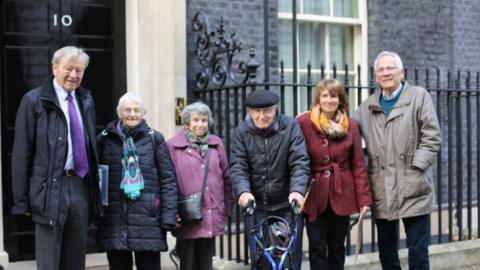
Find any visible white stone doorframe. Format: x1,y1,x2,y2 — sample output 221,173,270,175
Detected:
125,0,187,139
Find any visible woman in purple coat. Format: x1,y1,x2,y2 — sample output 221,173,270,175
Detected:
167,102,233,270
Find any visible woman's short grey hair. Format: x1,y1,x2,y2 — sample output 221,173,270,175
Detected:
51,46,90,68
116,92,146,114
182,102,213,126
374,51,403,71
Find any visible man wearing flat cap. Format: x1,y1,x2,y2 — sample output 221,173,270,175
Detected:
230,89,310,269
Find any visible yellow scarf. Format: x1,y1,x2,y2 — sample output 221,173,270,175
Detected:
310,105,349,139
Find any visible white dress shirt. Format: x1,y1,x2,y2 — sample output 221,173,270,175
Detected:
53,79,85,171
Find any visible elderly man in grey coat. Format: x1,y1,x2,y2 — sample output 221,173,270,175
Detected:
355,51,441,270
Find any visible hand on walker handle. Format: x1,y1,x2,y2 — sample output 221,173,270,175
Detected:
288,192,304,207
238,192,255,208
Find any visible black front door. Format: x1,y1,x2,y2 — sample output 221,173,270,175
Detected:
0,0,126,260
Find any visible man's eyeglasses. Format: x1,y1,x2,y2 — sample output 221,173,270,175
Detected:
122,108,142,114
376,66,397,74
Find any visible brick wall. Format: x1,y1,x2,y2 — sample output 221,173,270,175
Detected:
452,0,480,73
367,0,453,70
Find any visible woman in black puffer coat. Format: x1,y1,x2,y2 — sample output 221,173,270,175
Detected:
96,92,177,270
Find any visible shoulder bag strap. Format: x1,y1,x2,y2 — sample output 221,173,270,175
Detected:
149,129,157,165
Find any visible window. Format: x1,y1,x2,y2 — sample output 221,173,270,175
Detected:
278,0,367,114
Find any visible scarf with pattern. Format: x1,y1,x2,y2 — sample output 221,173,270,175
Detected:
120,136,145,200
310,105,349,139
185,128,209,156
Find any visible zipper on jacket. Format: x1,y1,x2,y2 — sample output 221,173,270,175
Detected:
42,98,68,225
54,117,63,226
264,138,269,208
43,98,70,172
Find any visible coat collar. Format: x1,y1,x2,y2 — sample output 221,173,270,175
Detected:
38,76,61,108
369,81,413,112
169,128,221,148
39,75,92,112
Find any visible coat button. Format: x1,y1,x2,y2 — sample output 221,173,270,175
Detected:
201,164,204,168
322,139,328,146
58,137,63,140
261,176,266,180
323,156,330,163
324,170,331,177
52,178,57,182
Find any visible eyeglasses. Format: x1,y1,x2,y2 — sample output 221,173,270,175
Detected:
122,107,142,114
249,106,277,117
376,66,397,74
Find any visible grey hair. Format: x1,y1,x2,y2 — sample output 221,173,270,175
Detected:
182,102,213,126
116,92,147,114
374,51,403,71
51,46,90,68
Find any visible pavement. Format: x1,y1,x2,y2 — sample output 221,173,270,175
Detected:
6,239,480,270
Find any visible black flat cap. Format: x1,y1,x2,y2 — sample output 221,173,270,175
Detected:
245,90,279,108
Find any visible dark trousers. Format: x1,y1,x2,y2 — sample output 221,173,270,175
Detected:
176,238,214,270
376,214,430,270
245,206,304,270
35,175,89,270
107,250,161,270
305,206,349,270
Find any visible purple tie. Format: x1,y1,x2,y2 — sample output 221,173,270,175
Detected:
67,93,89,177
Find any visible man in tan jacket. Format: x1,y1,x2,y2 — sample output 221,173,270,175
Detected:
355,51,441,270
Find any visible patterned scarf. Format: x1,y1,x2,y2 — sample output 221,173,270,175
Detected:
120,136,144,200
185,128,209,156
310,105,349,139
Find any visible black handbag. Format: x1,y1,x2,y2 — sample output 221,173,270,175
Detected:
177,148,210,224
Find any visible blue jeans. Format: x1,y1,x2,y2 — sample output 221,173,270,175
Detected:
245,206,304,270
376,215,430,270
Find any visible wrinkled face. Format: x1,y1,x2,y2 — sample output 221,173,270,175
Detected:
318,89,340,118
52,56,87,92
186,112,209,137
375,55,404,94
118,100,144,129
248,105,277,129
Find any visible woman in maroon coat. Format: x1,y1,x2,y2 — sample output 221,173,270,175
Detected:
167,102,232,270
297,79,372,269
